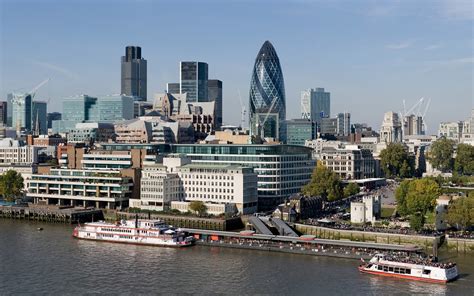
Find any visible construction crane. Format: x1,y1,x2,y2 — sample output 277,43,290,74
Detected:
28,78,50,99
237,89,246,129
257,96,278,139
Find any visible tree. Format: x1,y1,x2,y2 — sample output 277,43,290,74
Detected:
302,164,343,201
379,143,414,178
404,178,440,215
429,137,455,173
410,213,425,231
189,201,207,217
445,196,474,230
395,178,440,230
0,170,24,202
454,144,474,176
395,180,410,216
343,183,360,198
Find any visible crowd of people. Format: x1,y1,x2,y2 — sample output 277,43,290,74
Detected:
446,231,474,239
305,219,443,236
382,254,456,269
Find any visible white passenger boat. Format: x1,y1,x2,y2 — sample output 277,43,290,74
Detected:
359,254,458,284
73,218,195,247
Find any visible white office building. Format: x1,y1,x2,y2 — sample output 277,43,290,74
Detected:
319,145,376,180
0,138,39,165
135,164,182,211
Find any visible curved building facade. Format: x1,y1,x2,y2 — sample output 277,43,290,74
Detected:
249,41,286,142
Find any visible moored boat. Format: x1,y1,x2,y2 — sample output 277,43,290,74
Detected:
358,254,458,284
72,218,195,247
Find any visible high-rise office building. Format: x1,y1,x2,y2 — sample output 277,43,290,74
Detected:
337,112,351,136
180,61,208,102
53,95,134,133
208,79,223,128
121,46,147,100
32,101,48,135
6,93,13,127
403,114,424,136
249,41,286,141
11,93,32,132
47,112,62,129
286,119,316,145
301,88,330,125
0,101,7,125
166,83,180,94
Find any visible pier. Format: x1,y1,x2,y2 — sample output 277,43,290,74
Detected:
183,228,422,260
0,204,103,224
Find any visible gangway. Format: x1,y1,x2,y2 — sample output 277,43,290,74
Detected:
248,216,273,235
270,218,299,237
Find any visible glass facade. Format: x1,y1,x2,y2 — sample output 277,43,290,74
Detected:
180,61,208,102
121,46,147,100
11,93,32,131
286,119,316,145
249,41,286,141
32,101,47,135
301,88,330,125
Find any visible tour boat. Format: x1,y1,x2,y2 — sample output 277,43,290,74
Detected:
358,254,458,284
73,218,195,247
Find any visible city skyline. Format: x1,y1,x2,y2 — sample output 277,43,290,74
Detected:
0,0,473,133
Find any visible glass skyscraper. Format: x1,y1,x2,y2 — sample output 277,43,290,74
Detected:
32,101,47,135
208,79,223,128
121,46,147,101
11,93,32,131
249,41,286,142
180,61,208,102
301,88,330,125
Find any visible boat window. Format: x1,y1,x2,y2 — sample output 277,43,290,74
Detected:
388,267,394,272
399,268,405,274
394,268,399,273
406,269,411,274
383,266,388,272
377,265,382,271
423,270,431,275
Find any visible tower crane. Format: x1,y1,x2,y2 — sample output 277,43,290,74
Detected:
28,78,50,99
237,89,246,129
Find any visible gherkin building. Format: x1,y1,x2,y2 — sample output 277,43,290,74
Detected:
249,40,286,142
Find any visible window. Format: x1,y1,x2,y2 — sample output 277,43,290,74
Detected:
423,270,431,275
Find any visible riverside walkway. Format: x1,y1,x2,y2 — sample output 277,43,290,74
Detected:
182,228,422,260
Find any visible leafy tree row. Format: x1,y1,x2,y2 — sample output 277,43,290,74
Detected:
302,164,359,201
430,138,474,175
445,193,474,231
379,143,416,178
395,178,441,231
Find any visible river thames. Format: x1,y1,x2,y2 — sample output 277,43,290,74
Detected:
1,220,473,295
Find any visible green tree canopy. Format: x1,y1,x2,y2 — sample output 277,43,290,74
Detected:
454,144,474,176
395,178,441,230
189,201,207,217
302,164,343,201
429,137,455,173
0,170,24,202
445,195,474,231
379,143,414,178
343,182,360,198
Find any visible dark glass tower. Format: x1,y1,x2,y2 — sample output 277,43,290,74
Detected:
249,41,286,142
121,46,147,101
180,61,208,102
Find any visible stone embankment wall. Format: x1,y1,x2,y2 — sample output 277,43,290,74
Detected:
295,224,441,254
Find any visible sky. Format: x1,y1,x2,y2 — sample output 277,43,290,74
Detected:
0,0,473,133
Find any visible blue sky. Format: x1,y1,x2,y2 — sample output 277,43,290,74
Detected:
0,0,472,133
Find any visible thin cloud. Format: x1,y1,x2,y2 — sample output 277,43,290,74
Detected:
424,44,442,51
441,0,474,21
386,41,413,50
31,60,80,80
